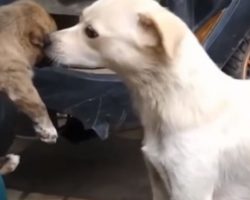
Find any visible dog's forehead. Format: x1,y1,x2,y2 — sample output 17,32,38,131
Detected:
83,0,154,20
84,0,132,20
83,0,162,25
18,1,56,32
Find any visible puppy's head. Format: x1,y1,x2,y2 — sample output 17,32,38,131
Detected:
2,0,57,65
46,0,189,74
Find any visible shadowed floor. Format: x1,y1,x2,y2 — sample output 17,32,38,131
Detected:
5,135,151,200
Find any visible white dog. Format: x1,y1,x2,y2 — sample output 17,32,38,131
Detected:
46,0,250,199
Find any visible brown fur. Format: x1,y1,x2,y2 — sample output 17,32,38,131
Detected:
0,0,57,174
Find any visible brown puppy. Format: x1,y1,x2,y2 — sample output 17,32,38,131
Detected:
0,0,58,174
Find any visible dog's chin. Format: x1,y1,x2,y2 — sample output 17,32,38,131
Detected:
45,50,106,70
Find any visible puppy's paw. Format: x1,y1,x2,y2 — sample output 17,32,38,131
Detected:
35,124,58,144
0,154,20,175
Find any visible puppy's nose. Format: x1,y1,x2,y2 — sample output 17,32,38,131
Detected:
43,35,52,48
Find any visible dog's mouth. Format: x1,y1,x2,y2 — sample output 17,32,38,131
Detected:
60,64,115,74
38,57,106,71
59,64,106,71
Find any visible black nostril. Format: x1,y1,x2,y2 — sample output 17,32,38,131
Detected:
43,35,52,48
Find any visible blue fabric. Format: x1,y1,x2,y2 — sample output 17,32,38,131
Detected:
0,176,7,200
0,0,14,6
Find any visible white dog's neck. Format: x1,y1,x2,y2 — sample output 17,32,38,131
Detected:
123,33,232,137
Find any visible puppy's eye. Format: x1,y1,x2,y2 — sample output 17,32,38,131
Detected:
85,25,99,39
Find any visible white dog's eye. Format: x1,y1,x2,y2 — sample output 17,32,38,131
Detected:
85,25,99,39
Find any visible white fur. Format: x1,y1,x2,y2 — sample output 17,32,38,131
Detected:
47,0,250,199
0,154,20,175
34,122,58,144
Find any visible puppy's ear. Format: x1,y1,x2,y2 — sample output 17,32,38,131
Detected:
29,29,44,48
138,12,187,60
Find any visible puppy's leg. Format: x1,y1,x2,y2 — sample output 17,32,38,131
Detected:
144,159,169,200
0,154,20,175
5,72,58,143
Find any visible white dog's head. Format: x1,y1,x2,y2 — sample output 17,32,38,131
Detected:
46,0,190,75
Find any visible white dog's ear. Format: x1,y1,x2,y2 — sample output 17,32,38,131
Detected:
138,12,187,60
138,13,162,47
